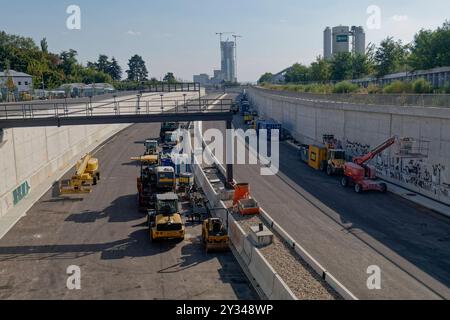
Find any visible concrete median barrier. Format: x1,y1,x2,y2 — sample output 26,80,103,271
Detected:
248,248,276,298
229,220,245,256
270,274,298,300
241,237,254,266
324,271,358,300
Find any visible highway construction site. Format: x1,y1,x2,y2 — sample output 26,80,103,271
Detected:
0,90,449,301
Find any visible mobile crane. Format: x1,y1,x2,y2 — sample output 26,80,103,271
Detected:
60,154,100,195
341,136,396,194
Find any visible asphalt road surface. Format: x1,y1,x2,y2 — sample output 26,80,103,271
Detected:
202,92,450,300
0,121,257,300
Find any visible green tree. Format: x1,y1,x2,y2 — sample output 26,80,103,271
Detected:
126,55,148,81
108,57,122,81
258,72,273,84
374,37,409,78
59,49,79,79
40,38,48,53
96,54,110,73
284,63,310,83
409,21,450,70
330,53,353,81
351,53,372,79
309,57,331,82
163,72,176,83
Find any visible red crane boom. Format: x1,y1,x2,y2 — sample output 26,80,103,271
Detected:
353,137,396,166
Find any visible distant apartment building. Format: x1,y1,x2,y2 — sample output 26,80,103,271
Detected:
193,74,211,86
324,25,366,58
0,70,33,92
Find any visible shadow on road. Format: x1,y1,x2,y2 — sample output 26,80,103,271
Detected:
276,141,450,293
65,194,140,224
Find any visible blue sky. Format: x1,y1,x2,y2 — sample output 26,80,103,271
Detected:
1,0,449,82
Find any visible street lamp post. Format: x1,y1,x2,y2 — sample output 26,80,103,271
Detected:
160,94,164,112
136,93,142,114
113,95,118,115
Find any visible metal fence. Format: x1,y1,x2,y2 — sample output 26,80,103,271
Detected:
0,98,232,121
257,88,450,108
143,82,201,93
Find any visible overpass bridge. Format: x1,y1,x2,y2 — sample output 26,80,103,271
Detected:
0,91,236,186
0,98,233,129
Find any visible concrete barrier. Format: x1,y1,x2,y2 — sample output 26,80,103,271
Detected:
293,244,327,280
270,274,298,300
248,248,276,297
229,220,245,256
261,209,296,248
241,237,254,266
324,271,358,300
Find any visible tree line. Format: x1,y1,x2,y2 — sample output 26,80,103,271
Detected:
0,30,179,90
259,21,450,85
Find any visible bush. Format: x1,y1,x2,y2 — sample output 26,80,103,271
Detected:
412,78,433,94
367,84,382,94
441,83,450,94
332,81,359,94
383,81,413,94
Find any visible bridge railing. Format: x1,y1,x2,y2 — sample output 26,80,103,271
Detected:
0,98,232,120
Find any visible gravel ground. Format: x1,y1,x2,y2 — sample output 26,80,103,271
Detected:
231,211,341,300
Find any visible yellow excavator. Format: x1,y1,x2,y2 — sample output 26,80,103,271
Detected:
202,218,229,253
60,154,100,195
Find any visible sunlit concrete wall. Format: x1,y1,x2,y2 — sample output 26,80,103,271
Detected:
248,87,450,205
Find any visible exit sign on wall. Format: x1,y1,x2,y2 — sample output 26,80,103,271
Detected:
336,35,348,42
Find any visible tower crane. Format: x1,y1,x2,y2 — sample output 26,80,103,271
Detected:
232,35,242,82
215,32,235,43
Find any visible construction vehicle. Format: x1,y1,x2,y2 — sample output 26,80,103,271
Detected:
308,145,327,171
256,119,282,140
233,183,260,215
144,139,158,155
341,137,396,194
164,131,180,147
160,122,179,142
147,193,185,242
202,218,229,253
135,150,175,210
322,135,346,176
243,112,253,124
306,135,346,174
240,100,250,115
60,154,100,194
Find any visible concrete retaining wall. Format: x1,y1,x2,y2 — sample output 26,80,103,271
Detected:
0,123,129,218
248,87,450,205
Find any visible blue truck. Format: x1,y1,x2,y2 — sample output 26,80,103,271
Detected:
240,100,251,115
256,119,282,140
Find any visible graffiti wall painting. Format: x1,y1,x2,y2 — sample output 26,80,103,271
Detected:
343,139,450,202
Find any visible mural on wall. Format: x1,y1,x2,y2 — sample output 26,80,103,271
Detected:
344,139,450,201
